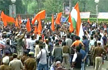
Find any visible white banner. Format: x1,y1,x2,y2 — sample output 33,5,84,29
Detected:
80,12,90,18
98,12,108,19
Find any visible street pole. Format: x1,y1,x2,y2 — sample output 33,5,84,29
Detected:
95,0,99,23
96,4,98,23
69,0,71,12
63,2,65,15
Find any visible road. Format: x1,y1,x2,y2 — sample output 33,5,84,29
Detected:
86,60,108,70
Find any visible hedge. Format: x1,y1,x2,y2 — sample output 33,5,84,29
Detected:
45,17,108,23
81,18,108,23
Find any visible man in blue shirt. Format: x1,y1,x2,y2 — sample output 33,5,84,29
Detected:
80,48,87,70
82,36,89,66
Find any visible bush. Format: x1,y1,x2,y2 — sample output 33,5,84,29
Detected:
81,18,108,23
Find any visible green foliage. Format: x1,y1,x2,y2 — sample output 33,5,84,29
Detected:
82,18,108,23
1,0,108,17
0,0,25,15
43,0,63,14
22,0,39,14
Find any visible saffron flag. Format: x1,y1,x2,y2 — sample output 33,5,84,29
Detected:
71,3,84,38
68,13,74,33
55,12,62,25
32,10,46,24
2,19,7,27
51,15,55,31
34,26,37,34
18,15,22,24
38,20,42,34
26,19,31,32
1,11,15,23
15,18,19,27
1,11,15,27
87,18,91,24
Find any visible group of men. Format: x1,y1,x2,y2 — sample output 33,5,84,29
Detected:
0,20,108,70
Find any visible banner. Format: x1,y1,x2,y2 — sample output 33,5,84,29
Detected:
80,12,90,18
98,12,108,19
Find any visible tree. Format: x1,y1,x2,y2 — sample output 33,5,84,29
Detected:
22,0,38,14
43,0,64,15
0,0,25,15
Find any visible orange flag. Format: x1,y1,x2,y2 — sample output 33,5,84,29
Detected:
1,12,7,27
18,15,22,24
55,12,62,25
2,19,7,27
15,18,19,27
34,26,37,34
68,13,74,33
51,15,55,31
87,18,91,24
32,10,46,24
1,11,15,23
26,19,31,32
38,20,42,34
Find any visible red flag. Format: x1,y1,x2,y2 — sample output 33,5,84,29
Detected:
55,12,62,25
38,20,42,34
32,10,46,24
51,15,55,31
15,18,19,27
26,19,31,32
68,13,74,32
34,26,37,34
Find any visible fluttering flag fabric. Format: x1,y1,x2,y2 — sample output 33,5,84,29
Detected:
26,19,31,32
34,26,37,34
2,19,7,27
55,12,62,25
68,13,74,33
32,10,46,24
71,3,84,38
51,15,55,31
15,18,19,27
38,20,42,34
1,11,15,26
87,18,91,24
18,15,22,24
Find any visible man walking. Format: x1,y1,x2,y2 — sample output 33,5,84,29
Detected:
9,53,23,70
94,42,106,70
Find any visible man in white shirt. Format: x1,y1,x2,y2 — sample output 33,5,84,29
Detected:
89,36,95,51
29,35,36,52
25,34,31,53
37,43,48,70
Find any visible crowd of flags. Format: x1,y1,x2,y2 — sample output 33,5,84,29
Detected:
0,3,87,37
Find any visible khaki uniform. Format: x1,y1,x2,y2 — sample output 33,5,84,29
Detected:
16,32,26,56
62,46,70,69
21,55,28,65
24,58,36,70
0,64,12,70
94,46,106,70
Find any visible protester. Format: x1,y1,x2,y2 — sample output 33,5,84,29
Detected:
24,52,36,70
9,53,23,70
52,42,63,62
37,42,48,70
72,46,82,70
0,56,12,70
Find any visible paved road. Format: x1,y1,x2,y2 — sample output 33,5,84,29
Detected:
86,60,108,70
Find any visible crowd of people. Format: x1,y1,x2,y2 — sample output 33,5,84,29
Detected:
0,20,108,70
